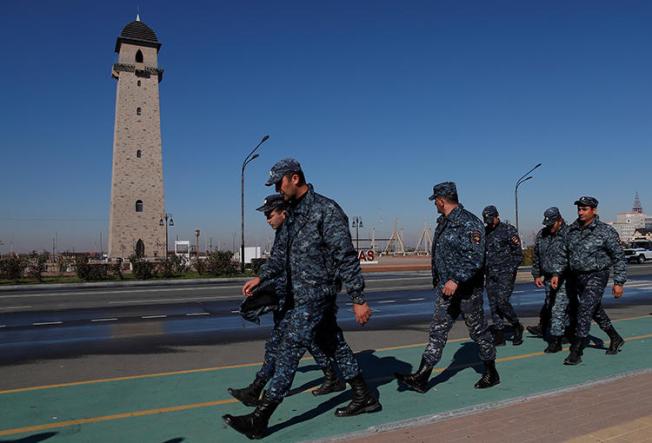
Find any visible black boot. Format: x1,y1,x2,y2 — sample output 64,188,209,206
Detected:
605,327,624,355
335,374,382,417
544,336,562,353
228,376,267,407
222,395,280,439
474,360,500,389
493,328,506,346
312,366,346,396
394,357,434,394
564,338,586,365
526,324,543,337
512,323,524,346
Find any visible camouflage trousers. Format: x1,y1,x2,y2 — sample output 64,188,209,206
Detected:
568,270,614,339
543,277,570,337
485,271,520,330
423,285,496,366
266,296,361,402
256,309,333,381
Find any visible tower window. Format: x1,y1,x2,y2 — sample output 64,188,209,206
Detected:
136,50,143,63
136,107,141,115
135,200,143,212
137,80,141,87
136,150,142,158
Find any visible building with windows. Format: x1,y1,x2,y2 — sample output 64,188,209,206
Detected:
610,193,652,244
108,16,166,259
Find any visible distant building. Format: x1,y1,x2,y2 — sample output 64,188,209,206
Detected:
108,16,166,259
610,193,652,243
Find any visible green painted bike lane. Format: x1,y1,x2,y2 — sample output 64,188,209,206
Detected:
1,316,651,442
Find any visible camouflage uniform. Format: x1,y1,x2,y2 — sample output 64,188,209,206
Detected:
566,215,626,340
532,222,570,337
424,205,496,366
258,185,365,402
485,221,523,331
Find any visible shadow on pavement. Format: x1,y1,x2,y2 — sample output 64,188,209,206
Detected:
0,432,58,443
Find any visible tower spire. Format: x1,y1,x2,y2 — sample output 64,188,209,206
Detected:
633,192,643,214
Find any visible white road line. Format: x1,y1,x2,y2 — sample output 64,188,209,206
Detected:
513,290,525,294
409,297,426,301
108,296,218,304
33,321,63,326
0,325,6,328
378,300,396,304
0,305,32,310
186,312,210,316
141,315,167,319
91,318,118,322
231,310,240,314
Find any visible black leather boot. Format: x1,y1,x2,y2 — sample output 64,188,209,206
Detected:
512,322,524,346
526,324,543,337
227,376,267,407
605,326,624,355
312,366,346,396
394,357,434,394
222,395,280,439
474,360,500,389
493,328,506,346
335,374,382,417
544,336,562,353
564,338,586,365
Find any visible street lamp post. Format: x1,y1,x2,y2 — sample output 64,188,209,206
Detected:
352,216,363,252
194,229,200,258
159,213,174,258
514,163,542,235
241,135,270,273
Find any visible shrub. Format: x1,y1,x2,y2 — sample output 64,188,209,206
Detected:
251,258,266,274
130,255,155,280
0,255,25,281
27,251,48,282
193,258,207,275
111,258,124,280
75,256,109,281
206,250,238,276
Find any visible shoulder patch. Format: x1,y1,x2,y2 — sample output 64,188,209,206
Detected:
470,231,481,245
511,235,521,246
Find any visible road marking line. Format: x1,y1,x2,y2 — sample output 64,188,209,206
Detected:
185,312,210,316
141,315,167,319
409,298,426,301
2,331,652,437
0,305,32,310
378,300,396,304
0,325,6,328
91,318,118,322
1,314,649,396
32,321,63,326
108,296,219,304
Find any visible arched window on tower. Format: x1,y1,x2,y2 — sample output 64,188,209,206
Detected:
135,239,145,257
136,107,141,116
136,150,142,158
135,200,143,212
137,80,141,87
136,50,143,63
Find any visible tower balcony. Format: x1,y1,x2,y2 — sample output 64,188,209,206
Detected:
112,63,164,82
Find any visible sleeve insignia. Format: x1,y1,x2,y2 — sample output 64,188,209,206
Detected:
511,235,521,245
470,231,481,245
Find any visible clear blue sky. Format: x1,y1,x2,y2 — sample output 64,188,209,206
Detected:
1,1,651,253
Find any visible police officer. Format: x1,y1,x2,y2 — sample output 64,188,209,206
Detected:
223,159,380,439
482,205,524,346
227,194,345,407
531,207,570,353
564,196,626,365
395,182,499,393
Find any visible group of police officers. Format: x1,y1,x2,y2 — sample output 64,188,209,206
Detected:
222,159,626,439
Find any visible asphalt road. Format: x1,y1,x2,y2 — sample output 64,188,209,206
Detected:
1,265,650,390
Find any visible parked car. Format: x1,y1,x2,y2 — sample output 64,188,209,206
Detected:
624,240,652,264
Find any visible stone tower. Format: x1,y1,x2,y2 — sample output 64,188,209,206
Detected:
108,17,166,259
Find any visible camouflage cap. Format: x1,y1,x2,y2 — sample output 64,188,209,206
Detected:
256,194,287,213
265,158,302,186
428,181,458,201
574,196,598,208
482,205,499,223
542,207,561,226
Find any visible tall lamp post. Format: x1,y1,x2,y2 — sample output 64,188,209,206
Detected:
514,163,542,235
352,216,363,252
159,213,174,258
241,135,270,273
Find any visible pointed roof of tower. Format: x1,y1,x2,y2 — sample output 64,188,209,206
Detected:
633,192,643,214
115,18,161,53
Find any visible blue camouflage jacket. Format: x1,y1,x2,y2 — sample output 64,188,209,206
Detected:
565,216,627,285
485,222,523,274
532,223,568,278
258,185,365,303
431,205,485,289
